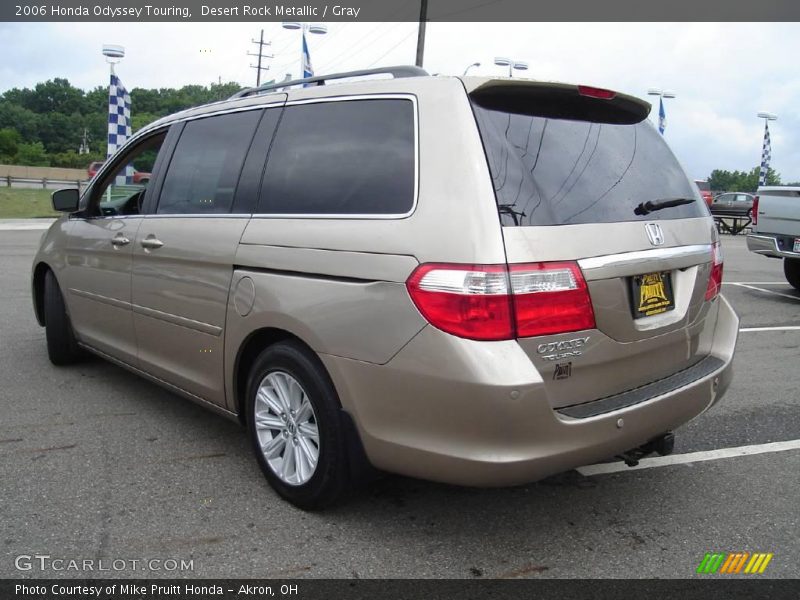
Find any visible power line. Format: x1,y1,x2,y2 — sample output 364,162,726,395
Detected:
366,27,418,69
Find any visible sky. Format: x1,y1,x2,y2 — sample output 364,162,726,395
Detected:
0,21,798,182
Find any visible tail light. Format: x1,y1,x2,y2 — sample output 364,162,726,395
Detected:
406,262,595,341
705,241,724,301
752,195,759,226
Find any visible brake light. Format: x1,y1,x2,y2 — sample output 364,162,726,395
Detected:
577,85,617,100
752,195,759,226
705,241,724,301
511,263,596,337
406,262,595,341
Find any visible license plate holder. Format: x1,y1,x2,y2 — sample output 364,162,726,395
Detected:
793,238,800,253
630,271,675,318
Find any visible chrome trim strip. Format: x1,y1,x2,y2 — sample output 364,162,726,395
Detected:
68,288,222,336
579,244,712,271
142,214,252,219
68,288,131,310
132,304,222,337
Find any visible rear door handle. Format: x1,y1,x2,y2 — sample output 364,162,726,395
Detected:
140,235,164,250
110,234,130,246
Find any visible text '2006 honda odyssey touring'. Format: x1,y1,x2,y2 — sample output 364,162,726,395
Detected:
32,67,738,509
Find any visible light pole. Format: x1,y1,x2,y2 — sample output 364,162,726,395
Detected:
282,22,327,80
493,57,528,78
102,44,124,77
463,62,480,76
756,111,777,187
647,88,676,135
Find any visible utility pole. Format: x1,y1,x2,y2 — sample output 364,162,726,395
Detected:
415,0,427,68
248,29,274,86
78,128,90,154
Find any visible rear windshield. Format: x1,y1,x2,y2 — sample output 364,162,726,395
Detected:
695,180,710,191
471,104,707,226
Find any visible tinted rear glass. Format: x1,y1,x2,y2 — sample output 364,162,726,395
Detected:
258,99,415,215
157,110,261,215
472,104,706,226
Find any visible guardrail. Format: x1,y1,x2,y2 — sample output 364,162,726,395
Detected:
4,175,89,192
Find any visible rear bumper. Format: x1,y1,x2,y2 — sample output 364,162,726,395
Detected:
747,233,800,260
322,295,739,487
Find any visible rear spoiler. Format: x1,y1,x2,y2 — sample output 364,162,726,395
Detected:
465,79,651,125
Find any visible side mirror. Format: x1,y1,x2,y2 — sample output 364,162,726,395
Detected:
52,188,80,213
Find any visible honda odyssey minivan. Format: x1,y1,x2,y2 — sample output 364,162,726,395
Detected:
32,67,738,509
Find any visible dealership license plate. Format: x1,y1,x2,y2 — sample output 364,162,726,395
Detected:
631,271,675,318
794,238,800,253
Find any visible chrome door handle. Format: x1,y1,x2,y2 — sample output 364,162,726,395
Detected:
110,234,130,246
140,235,164,250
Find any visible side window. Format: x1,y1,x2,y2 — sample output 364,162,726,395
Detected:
92,133,165,217
258,99,416,215
157,110,262,215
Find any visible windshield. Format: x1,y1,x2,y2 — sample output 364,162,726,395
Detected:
472,103,708,226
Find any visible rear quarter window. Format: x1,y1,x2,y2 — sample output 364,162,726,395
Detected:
472,104,707,226
257,98,416,216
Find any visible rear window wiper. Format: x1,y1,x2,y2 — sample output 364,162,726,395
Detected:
634,197,695,216
498,204,527,225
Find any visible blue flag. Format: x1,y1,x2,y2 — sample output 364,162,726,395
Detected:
302,31,313,86
658,97,666,135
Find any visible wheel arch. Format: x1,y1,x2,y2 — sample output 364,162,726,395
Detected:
232,327,333,425
32,261,52,326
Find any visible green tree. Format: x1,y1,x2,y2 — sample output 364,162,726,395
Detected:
0,102,40,141
16,142,50,166
0,78,245,164
708,167,780,193
0,128,21,162
26,78,84,115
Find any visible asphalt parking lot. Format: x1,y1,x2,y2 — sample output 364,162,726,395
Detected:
1,229,798,579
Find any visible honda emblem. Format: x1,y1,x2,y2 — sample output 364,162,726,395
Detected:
645,223,665,246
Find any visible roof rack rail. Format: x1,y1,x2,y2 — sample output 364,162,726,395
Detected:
229,65,429,99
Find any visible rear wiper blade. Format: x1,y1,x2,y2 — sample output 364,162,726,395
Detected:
634,197,695,216
498,204,526,225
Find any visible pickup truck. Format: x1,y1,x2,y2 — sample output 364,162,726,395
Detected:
747,186,800,289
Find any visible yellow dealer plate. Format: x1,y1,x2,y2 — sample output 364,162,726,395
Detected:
631,271,675,318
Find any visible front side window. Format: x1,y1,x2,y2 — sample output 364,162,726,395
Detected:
91,133,165,217
157,110,262,215
258,98,416,215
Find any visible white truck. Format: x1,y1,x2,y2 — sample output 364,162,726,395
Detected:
747,186,800,289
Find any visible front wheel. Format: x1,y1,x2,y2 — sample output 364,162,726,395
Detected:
246,341,350,510
784,258,800,290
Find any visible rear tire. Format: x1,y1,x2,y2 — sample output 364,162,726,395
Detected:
43,270,84,365
784,258,800,291
246,341,350,510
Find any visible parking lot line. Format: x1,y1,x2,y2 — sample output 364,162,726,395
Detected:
725,282,800,301
740,326,800,332
577,439,800,477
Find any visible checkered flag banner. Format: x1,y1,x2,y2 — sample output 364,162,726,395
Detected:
107,73,133,185
758,121,771,187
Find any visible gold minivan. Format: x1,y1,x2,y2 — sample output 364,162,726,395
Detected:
32,67,738,509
